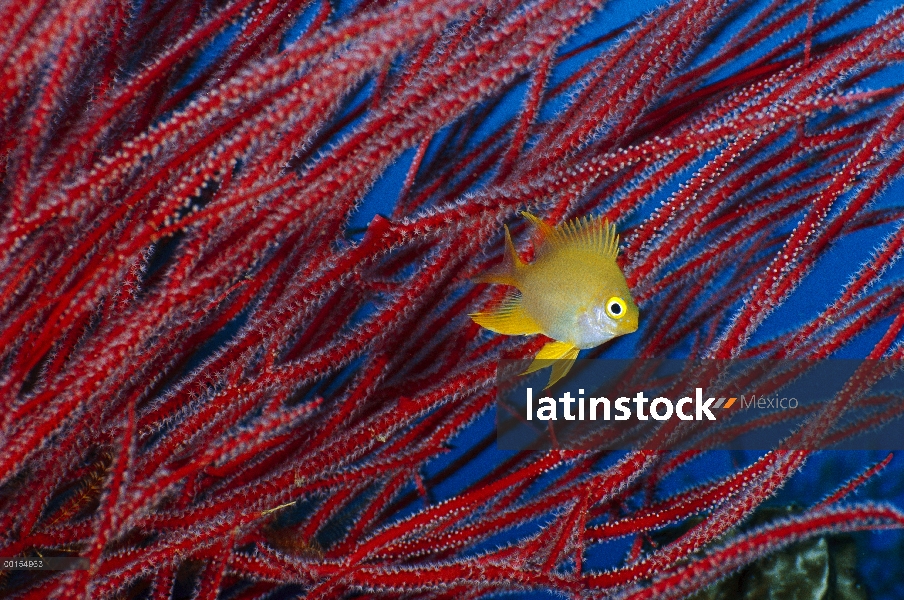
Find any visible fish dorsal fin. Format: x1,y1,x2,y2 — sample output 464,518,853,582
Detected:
521,211,618,260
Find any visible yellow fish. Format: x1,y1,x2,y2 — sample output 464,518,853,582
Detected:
471,211,638,388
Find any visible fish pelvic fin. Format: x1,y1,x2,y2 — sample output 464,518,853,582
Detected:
522,340,580,389
475,224,522,286
469,293,542,336
522,211,618,261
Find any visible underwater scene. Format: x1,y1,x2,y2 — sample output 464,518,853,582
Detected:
2,0,904,597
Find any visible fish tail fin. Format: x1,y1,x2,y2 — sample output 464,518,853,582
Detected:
521,211,557,242
475,225,521,286
469,293,542,336
522,341,580,389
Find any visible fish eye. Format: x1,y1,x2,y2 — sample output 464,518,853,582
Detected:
606,297,627,319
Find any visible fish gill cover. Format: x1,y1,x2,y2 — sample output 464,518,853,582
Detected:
2,0,904,598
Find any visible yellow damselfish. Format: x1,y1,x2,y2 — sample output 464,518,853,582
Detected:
470,211,639,388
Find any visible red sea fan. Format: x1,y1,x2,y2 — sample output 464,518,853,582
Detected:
2,0,904,598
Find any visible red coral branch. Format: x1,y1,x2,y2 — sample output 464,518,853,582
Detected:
2,0,904,597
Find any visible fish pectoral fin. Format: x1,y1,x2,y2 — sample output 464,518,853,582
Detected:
469,293,542,336
522,341,580,389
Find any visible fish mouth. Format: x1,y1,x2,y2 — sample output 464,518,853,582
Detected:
626,312,639,333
